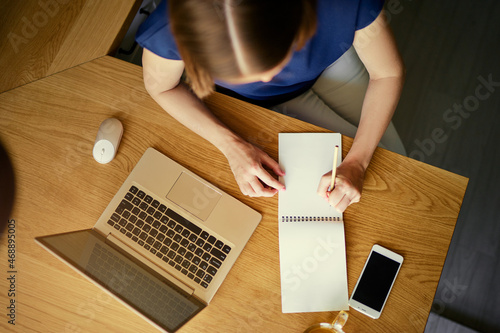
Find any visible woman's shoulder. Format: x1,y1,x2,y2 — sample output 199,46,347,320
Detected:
136,0,182,60
317,0,384,30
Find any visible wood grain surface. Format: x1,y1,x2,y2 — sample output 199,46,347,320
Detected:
0,0,140,94
0,56,468,332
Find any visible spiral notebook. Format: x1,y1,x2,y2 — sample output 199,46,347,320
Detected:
278,133,349,313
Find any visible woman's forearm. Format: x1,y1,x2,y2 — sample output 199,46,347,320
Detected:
149,82,241,155
345,74,404,169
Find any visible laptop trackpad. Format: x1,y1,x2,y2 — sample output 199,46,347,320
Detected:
167,172,221,221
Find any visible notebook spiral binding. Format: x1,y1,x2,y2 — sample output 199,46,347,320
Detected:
281,216,341,222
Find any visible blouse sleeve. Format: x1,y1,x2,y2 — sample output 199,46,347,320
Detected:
355,0,385,30
135,0,182,60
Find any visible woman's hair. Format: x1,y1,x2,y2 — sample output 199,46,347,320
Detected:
169,0,317,98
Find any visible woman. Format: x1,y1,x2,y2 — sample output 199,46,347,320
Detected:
136,0,406,212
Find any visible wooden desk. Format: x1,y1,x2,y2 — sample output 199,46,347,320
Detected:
0,56,468,332
0,0,141,93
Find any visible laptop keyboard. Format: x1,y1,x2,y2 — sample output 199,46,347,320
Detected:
106,185,232,289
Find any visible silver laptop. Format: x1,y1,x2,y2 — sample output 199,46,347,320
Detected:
35,147,262,332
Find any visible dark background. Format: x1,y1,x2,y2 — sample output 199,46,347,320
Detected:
389,1,500,332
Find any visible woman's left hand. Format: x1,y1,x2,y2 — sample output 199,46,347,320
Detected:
317,157,366,213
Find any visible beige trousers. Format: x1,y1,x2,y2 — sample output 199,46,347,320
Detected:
272,46,407,155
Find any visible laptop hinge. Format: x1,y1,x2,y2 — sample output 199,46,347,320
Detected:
104,232,195,297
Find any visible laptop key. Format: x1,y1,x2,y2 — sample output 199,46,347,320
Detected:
194,277,201,284
196,269,205,278
210,248,227,262
180,238,189,248
193,256,201,265
207,266,217,276
149,228,158,237
157,233,165,242
182,259,190,269
214,240,224,249
158,204,167,213
153,241,162,250
209,257,222,269
187,243,197,253
203,274,213,284
163,238,172,247
110,213,120,222
207,236,216,244
166,209,202,235
194,248,204,257
146,236,155,245
202,253,211,262
174,255,183,264
203,243,212,252
126,223,134,231
201,282,209,289
222,245,232,254
142,224,151,232
160,246,169,255
119,218,127,227
126,232,132,238
200,231,209,240
120,228,126,234
199,261,208,270
137,190,145,199
189,264,198,273
184,252,194,260
144,195,153,204
175,264,182,271
119,200,133,211
129,186,138,194
181,269,188,275
107,220,115,226
167,250,176,259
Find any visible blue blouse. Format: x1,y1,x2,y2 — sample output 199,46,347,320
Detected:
136,0,384,105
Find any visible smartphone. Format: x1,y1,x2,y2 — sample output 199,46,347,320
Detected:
348,244,403,319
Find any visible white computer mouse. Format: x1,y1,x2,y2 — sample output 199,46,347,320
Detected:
93,118,123,164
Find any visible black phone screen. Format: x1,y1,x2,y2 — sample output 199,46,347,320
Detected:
351,251,401,311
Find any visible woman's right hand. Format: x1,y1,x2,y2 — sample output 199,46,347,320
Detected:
222,138,286,197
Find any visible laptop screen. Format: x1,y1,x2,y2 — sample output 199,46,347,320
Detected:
36,229,205,332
